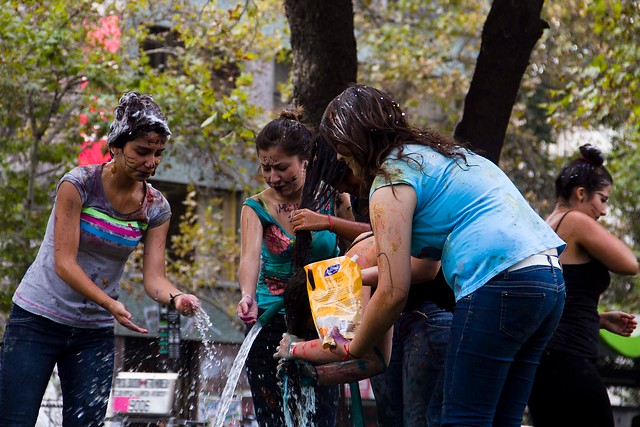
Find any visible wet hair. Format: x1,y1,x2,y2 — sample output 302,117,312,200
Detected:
555,144,613,201
107,92,171,152
255,106,314,161
293,133,349,269
319,84,463,190
284,268,315,338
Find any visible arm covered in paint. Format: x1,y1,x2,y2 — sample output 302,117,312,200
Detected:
339,185,415,360
274,323,391,384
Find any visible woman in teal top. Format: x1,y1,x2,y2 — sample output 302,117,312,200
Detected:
243,196,341,313
236,106,359,427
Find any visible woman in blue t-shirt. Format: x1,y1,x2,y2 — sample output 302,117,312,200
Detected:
319,84,566,427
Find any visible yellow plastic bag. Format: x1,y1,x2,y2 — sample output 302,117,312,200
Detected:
305,255,363,349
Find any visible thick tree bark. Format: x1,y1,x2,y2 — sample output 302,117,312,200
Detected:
284,0,357,126
454,0,548,164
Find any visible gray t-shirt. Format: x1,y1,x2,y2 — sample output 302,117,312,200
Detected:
13,164,171,328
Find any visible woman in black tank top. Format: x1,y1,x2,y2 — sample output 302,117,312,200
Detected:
528,144,638,427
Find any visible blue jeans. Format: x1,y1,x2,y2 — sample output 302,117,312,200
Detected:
370,301,452,427
441,265,565,427
0,304,115,427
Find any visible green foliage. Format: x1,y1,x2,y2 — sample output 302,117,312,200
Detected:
532,0,640,306
354,0,488,133
112,0,283,306
0,1,123,309
168,188,241,321
0,0,284,313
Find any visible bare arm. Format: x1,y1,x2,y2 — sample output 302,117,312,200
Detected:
341,184,415,359
54,182,148,333
561,211,638,275
361,257,440,287
274,325,392,384
142,221,200,316
291,193,371,242
237,204,263,326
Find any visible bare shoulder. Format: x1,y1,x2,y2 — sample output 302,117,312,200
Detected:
553,210,599,237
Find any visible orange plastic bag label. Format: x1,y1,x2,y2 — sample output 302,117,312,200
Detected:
305,255,362,349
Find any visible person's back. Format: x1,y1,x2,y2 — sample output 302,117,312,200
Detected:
375,143,563,298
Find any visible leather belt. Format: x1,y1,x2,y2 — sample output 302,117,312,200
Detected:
507,249,561,272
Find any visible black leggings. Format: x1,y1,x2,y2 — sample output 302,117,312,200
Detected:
528,349,614,427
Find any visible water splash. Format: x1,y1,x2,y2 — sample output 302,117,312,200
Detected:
194,310,217,373
210,322,263,427
282,377,316,427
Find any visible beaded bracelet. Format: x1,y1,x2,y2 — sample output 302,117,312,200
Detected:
327,214,334,232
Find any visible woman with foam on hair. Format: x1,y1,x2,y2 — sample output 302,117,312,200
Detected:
528,144,638,427
0,92,200,427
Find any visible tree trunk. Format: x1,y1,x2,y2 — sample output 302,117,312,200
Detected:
454,0,548,164
284,0,357,126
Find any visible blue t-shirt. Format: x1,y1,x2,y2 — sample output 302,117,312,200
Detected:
14,164,171,328
244,197,340,313
371,144,565,301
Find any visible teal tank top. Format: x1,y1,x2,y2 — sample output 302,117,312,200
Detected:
244,197,340,312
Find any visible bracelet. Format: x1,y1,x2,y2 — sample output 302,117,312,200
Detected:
169,293,184,309
327,214,334,232
341,343,352,361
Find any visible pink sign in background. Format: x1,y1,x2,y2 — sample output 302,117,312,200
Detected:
113,396,131,412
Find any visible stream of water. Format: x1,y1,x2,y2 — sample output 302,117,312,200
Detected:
209,322,263,427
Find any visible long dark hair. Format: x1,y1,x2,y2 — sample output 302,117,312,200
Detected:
293,133,348,269
319,84,462,191
555,144,613,201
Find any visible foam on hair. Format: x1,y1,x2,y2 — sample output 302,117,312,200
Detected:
107,92,171,148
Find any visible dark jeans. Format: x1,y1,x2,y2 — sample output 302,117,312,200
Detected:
370,301,452,427
0,304,115,427
528,349,614,427
441,265,565,427
245,312,338,427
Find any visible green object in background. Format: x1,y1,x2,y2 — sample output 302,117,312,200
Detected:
600,329,640,359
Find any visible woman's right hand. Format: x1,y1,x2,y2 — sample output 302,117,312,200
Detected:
109,300,149,334
237,295,258,326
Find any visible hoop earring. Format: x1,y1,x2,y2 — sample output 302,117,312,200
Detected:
111,162,117,175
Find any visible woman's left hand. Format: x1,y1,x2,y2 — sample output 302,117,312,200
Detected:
174,294,200,317
329,327,358,360
601,311,637,336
